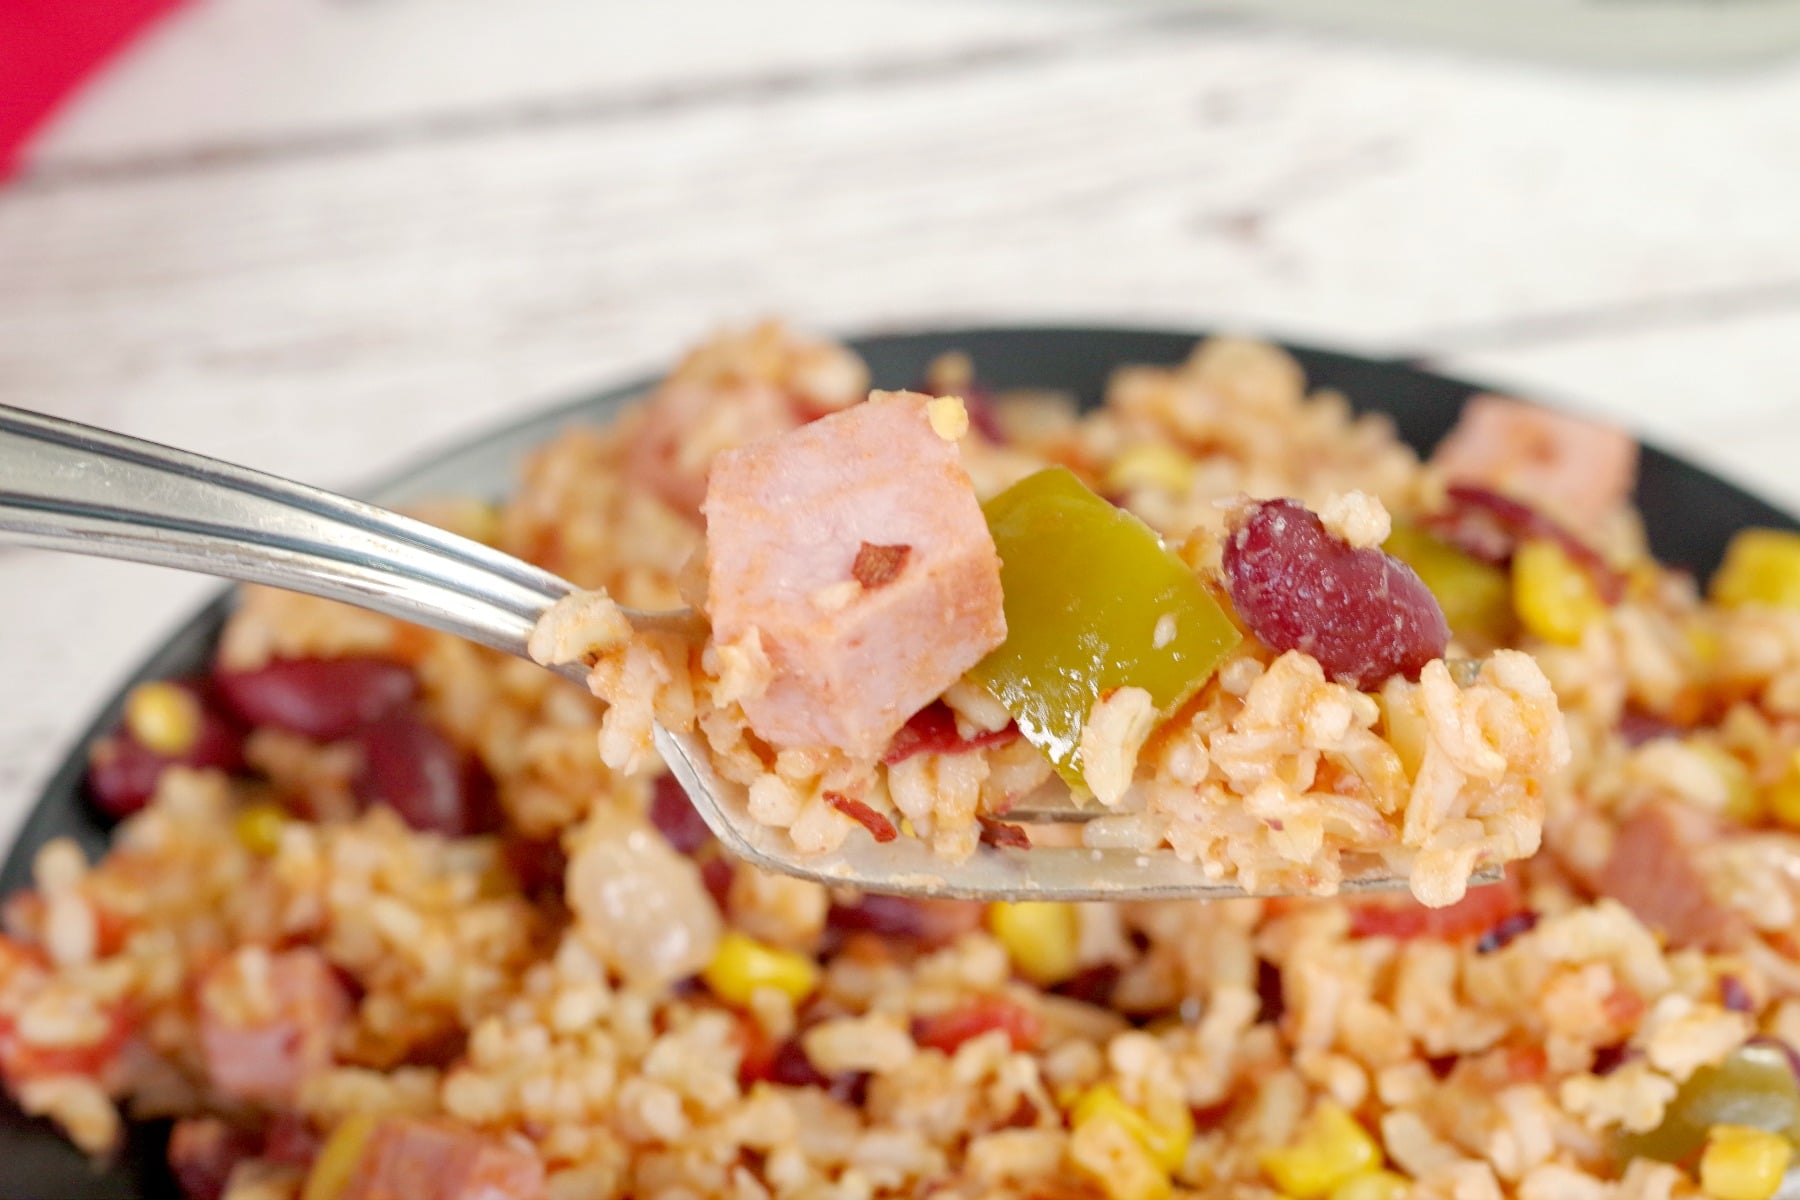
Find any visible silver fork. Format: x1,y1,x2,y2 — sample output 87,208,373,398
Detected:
0,404,1463,900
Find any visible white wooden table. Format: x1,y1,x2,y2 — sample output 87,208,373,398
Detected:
2,0,1798,853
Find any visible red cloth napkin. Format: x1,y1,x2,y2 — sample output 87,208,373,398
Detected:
0,0,186,179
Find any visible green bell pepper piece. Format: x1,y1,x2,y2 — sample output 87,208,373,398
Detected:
1618,1042,1800,1166
972,467,1240,786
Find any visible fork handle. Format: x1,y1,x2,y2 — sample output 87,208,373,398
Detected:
0,404,585,677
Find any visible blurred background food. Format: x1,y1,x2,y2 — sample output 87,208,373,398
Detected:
0,0,1796,851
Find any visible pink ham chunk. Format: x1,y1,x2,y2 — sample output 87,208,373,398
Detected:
1431,394,1638,531
626,380,800,518
1597,802,1745,952
703,390,1007,759
338,1116,546,1200
198,947,351,1105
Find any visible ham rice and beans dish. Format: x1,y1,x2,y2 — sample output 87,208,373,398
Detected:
5,323,1800,1200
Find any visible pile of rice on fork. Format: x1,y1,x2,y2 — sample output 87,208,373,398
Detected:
3,321,1800,1200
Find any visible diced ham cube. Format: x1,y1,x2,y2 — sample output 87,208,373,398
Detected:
702,391,1007,759
626,380,800,517
1348,871,1525,942
338,1116,545,1200
1431,394,1638,530
1598,802,1746,952
198,947,351,1105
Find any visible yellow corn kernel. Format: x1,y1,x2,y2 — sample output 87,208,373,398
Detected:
1692,743,1761,824
988,901,1080,987
1627,558,1662,603
302,1113,377,1200
1104,443,1192,497
234,803,289,857
1068,1108,1172,1200
1512,539,1607,646
1767,752,1800,830
1712,529,1800,611
123,682,201,757
1383,524,1512,645
702,932,820,1007
1687,620,1723,670
1071,1083,1195,1173
1699,1124,1792,1200
1260,1102,1383,1200
1329,1170,1412,1200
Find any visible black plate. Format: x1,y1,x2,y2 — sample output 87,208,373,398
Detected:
2,326,1793,1198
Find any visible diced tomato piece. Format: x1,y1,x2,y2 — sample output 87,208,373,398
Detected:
912,996,1043,1054
0,1002,130,1081
1603,984,1647,1030
882,702,1019,766
1348,871,1524,941
824,793,898,842
734,1016,778,1087
0,932,48,979
92,903,133,957
1506,1042,1549,1084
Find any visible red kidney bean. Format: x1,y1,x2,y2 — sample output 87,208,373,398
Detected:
825,894,984,949
350,711,500,837
261,1112,320,1171
774,1039,868,1103
86,684,245,820
1054,962,1123,1010
1591,1042,1631,1076
1474,909,1541,955
648,774,713,855
699,856,734,911
1223,498,1450,691
734,1021,866,1102
1618,708,1683,747
214,657,417,742
168,1118,261,1200
1427,485,1625,603
502,836,567,898
959,386,1008,445
1255,958,1284,1024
